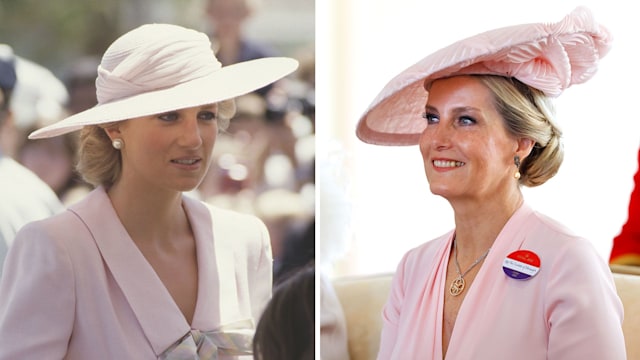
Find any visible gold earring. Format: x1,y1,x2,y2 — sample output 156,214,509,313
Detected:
514,155,521,180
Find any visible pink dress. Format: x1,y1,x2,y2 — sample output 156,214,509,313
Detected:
378,203,626,359
0,187,272,359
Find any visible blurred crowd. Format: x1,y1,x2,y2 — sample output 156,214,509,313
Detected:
0,0,315,280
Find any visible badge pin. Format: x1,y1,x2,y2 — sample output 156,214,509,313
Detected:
502,250,540,280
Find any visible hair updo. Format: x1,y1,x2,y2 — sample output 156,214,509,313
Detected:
477,75,563,187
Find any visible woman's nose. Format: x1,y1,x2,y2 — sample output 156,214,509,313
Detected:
179,118,203,148
420,123,451,151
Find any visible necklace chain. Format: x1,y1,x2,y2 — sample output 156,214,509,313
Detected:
449,238,491,296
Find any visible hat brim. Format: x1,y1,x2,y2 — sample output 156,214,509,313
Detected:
29,57,298,139
356,6,611,146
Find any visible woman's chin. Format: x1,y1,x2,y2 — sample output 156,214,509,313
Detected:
170,179,203,194
429,185,456,199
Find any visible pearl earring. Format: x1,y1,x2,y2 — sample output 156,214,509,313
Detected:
514,155,521,180
112,139,123,150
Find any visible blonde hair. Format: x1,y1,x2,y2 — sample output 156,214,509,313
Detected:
477,75,563,187
76,100,235,187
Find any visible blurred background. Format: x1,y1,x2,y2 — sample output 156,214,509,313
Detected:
0,0,315,280
317,0,640,277
0,0,313,74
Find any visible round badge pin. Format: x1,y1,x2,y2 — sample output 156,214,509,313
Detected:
502,250,540,280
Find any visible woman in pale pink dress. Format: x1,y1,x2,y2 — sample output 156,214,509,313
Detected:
0,23,298,359
356,7,626,359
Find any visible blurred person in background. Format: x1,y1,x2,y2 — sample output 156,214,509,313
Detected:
204,0,277,66
253,262,315,360
205,0,278,98
0,24,297,359
0,44,63,274
17,130,91,206
0,48,68,158
62,55,100,115
12,55,93,206
274,218,314,284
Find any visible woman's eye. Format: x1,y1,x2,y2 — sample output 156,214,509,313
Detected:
198,111,218,121
158,112,178,122
459,116,476,125
422,112,439,124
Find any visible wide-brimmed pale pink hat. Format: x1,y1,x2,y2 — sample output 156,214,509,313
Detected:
29,23,299,139
356,6,612,146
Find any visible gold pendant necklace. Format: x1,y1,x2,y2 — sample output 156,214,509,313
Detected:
449,238,491,297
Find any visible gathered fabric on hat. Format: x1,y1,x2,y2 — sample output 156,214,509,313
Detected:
432,8,610,97
356,6,612,146
97,24,221,104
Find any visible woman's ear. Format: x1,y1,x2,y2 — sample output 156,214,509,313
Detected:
103,124,122,142
516,138,535,161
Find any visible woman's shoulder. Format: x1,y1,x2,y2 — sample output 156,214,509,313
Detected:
184,197,270,246
198,200,268,231
523,208,593,252
521,208,604,269
182,192,260,222
205,202,261,221
527,209,580,239
13,188,107,249
17,207,80,237
9,208,88,270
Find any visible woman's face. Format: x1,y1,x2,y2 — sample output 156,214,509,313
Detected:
419,76,520,202
107,104,219,193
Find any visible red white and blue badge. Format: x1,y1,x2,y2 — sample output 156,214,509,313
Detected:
502,250,540,280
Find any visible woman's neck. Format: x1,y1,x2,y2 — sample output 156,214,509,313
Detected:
107,180,187,248
450,190,523,256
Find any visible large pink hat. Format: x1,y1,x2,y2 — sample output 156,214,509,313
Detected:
356,6,612,146
29,23,298,139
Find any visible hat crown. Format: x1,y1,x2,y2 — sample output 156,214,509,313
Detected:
96,23,221,104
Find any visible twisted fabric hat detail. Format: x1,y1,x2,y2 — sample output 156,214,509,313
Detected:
356,6,612,146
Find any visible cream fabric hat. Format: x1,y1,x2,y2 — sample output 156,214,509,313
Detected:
356,6,612,146
29,23,298,139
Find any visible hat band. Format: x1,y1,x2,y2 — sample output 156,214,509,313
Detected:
96,35,221,104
